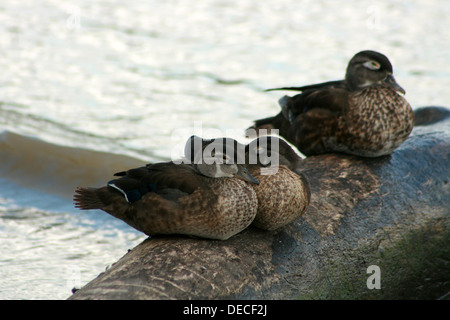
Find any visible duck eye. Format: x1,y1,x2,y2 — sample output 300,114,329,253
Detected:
363,60,381,70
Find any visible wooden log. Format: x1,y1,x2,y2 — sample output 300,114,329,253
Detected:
69,109,449,300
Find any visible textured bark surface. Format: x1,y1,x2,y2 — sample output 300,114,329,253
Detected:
69,109,449,300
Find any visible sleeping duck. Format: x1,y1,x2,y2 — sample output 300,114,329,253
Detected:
74,136,259,240
245,136,311,230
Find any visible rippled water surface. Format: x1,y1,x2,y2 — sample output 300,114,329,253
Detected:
1,0,449,299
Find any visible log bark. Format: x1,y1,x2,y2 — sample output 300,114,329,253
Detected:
69,108,449,300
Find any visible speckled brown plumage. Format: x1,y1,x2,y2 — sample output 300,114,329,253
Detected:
245,136,311,230
127,177,258,240
247,50,415,158
250,166,310,230
74,137,259,240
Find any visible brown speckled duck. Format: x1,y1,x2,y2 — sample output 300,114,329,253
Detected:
247,50,415,158
245,136,311,230
74,136,259,240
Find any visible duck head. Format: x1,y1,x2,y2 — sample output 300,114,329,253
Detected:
345,50,405,94
246,136,304,174
184,135,259,184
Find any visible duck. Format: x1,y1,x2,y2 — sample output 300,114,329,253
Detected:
73,136,259,240
245,136,311,230
247,50,415,158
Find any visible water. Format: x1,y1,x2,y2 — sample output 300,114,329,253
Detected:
1,0,449,299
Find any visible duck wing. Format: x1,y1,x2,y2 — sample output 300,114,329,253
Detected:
110,162,207,203
249,80,347,132
281,85,350,119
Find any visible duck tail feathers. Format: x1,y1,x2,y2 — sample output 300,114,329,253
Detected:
73,187,107,210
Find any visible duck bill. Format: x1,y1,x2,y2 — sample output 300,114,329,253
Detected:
384,74,406,95
235,165,259,185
